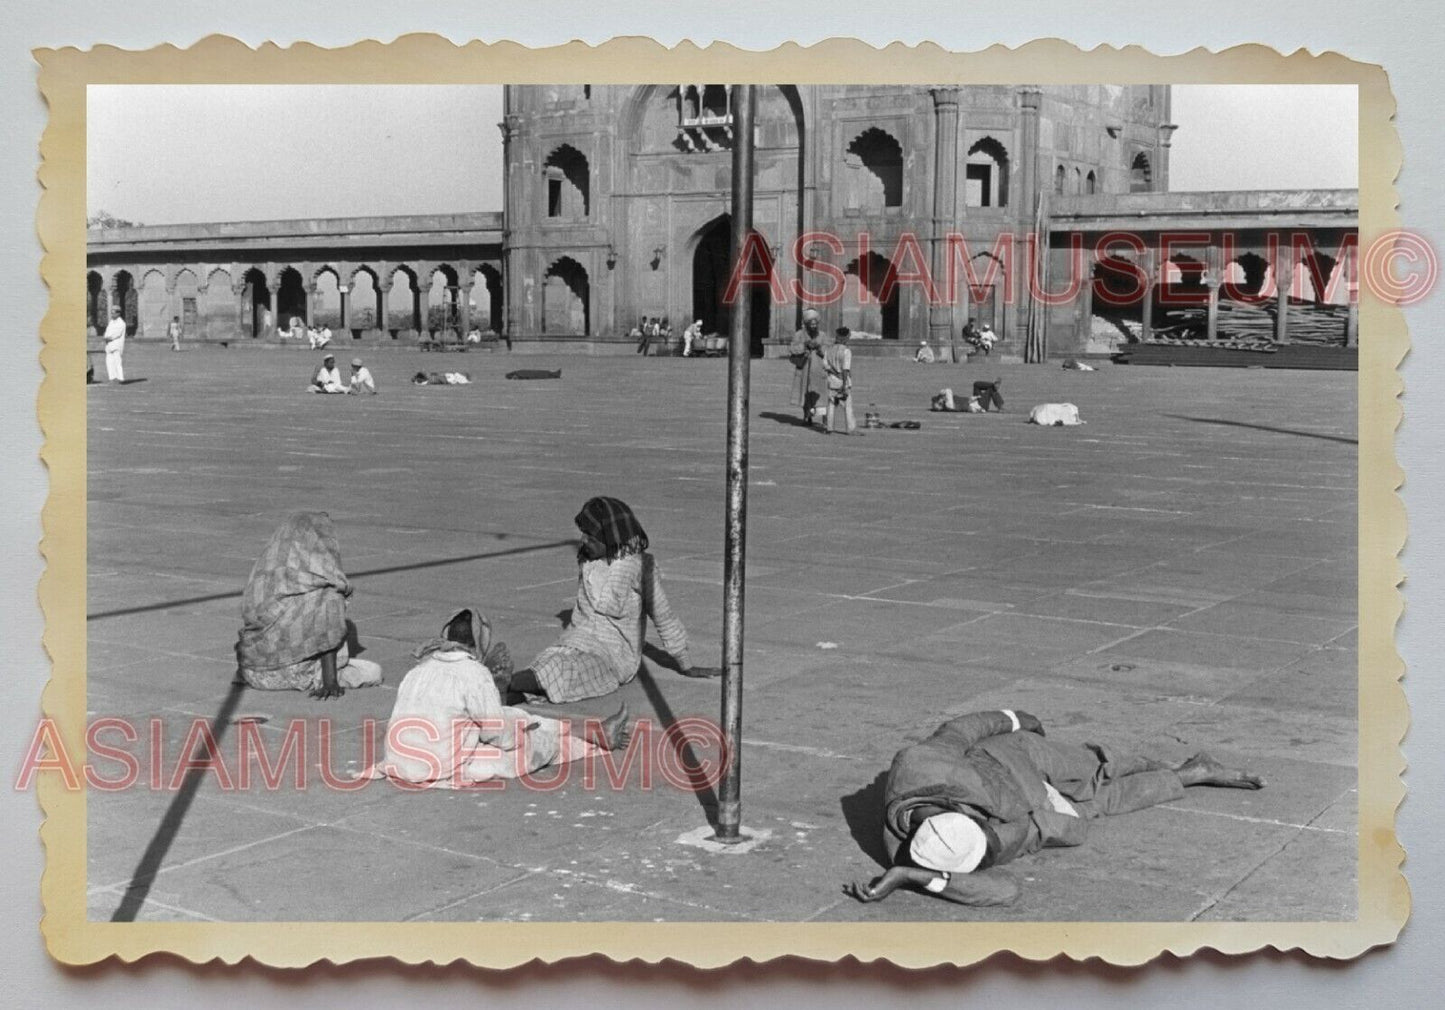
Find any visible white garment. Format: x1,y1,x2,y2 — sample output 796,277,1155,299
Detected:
1028,402,1085,426
682,322,702,356
311,365,346,393
914,345,935,363
349,367,376,394
370,649,604,788
103,317,126,381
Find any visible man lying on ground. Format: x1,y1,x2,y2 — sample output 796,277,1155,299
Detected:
847,708,1264,907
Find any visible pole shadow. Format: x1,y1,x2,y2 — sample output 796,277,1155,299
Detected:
634,659,719,827
89,539,576,621
1163,414,1357,446
109,678,248,922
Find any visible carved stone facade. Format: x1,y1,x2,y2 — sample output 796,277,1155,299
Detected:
502,84,1176,353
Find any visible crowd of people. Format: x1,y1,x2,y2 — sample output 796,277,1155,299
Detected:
234,499,721,787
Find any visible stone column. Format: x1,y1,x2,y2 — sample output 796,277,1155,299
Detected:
459,282,474,338
1157,123,1179,192
1345,242,1359,348
1077,250,1095,349
416,277,430,336
267,277,280,337
1139,249,1155,342
233,281,249,338
929,87,962,357
339,283,351,330
1204,243,1221,342
1018,88,1043,222
500,113,523,340
377,282,391,334
1273,243,1291,344
304,282,317,326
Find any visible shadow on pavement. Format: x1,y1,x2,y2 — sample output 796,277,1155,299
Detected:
635,661,719,826
839,770,892,869
89,539,576,621
758,411,815,429
1164,414,1358,446
110,678,248,922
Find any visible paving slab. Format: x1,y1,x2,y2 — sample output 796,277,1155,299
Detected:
85,349,1359,923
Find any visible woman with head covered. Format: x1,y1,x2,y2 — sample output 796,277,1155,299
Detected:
234,512,382,699
499,497,721,704
364,606,633,788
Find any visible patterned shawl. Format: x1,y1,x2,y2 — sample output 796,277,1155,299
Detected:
235,512,351,672
574,496,650,561
412,606,513,678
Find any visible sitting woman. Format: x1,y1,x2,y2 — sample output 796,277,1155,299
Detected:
500,497,721,704
364,606,632,788
234,512,383,699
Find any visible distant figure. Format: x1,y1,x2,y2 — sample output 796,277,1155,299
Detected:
822,326,861,436
1028,402,1085,426
348,358,377,395
1062,358,1096,371
914,339,935,364
972,377,1005,412
505,368,562,380
167,315,182,352
960,317,981,357
977,323,997,355
309,354,347,394
789,308,829,427
102,306,127,383
466,328,483,344
682,319,703,357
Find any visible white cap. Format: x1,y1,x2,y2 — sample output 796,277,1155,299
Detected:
910,812,988,873
802,308,820,321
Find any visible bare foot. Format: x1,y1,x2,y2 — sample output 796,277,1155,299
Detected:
599,703,633,751
1177,752,1265,789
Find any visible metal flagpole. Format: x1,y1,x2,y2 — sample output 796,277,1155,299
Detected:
714,84,756,843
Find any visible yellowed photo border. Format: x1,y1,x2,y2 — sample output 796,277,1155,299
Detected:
35,35,1407,968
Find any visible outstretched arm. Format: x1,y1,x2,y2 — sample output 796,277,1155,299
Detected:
846,865,1019,906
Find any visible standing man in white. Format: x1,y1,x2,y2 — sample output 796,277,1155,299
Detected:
103,305,127,383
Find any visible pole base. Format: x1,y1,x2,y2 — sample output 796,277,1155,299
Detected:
675,823,771,855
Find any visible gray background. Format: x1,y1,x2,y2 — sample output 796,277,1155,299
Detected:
1,1,1439,1003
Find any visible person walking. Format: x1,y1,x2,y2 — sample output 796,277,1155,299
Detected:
167,315,182,352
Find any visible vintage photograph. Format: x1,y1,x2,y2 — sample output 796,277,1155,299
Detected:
36,38,1402,967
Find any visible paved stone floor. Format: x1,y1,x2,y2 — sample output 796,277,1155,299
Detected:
85,343,1358,923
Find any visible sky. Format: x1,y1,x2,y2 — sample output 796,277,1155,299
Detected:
87,84,1356,225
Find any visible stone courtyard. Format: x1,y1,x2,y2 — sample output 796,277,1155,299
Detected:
85,344,1358,923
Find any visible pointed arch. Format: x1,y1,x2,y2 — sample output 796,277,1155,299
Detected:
543,256,590,335
966,136,1011,208
543,144,590,218
1130,151,1153,193
845,127,904,209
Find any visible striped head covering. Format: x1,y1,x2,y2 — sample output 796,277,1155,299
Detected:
235,512,351,672
574,496,649,562
411,606,513,678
